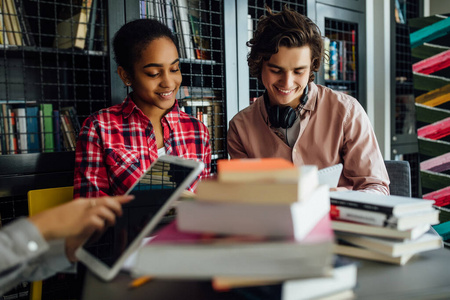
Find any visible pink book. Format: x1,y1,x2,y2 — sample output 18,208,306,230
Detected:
147,215,334,246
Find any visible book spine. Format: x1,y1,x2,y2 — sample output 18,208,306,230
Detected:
1,105,10,153
13,107,28,154
53,110,62,152
39,104,54,152
330,204,391,227
13,0,35,46
330,198,395,215
329,41,337,81
26,106,40,153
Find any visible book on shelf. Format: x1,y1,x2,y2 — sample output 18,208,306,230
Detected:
0,106,6,154
336,228,443,258
331,220,431,240
12,106,27,153
1,104,10,153
54,110,63,152
188,0,210,60
215,257,357,300
7,108,18,153
216,157,303,183
330,204,440,231
333,240,414,266
39,103,54,152
85,0,97,51
12,0,35,46
2,0,16,45
60,113,76,150
4,0,22,46
176,86,218,100
177,184,330,241
0,4,5,45
54,0,94,49
131,216,334,279
25,106,40,153
330,190,435,216
329,40,338,80
323,37,330,80
176,0,196,60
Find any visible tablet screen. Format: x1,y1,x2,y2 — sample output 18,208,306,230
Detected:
82,159,196,267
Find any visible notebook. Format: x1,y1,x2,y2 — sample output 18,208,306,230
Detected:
318,163,343,188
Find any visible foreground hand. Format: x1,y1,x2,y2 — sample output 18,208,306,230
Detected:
29,195,134,261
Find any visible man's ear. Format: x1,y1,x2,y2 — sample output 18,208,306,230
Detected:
117,66,131,86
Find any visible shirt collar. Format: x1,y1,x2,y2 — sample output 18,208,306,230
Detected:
121,94,181,129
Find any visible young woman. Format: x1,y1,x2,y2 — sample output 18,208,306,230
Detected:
74,19,211,198
227,6,389,195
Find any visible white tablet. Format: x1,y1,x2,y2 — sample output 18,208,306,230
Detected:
75,155,204,281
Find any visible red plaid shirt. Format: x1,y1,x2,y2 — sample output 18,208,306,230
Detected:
73,95,211,198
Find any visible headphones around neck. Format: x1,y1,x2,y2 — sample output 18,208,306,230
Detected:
265,85,309,129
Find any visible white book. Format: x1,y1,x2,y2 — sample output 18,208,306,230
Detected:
177,0,195,59
177,185,330,241
331,205,439,230
212,258,357,300
332,220,431,240
330,190,435,216
132,216,334,279
337,228,443,257
333,243,414,265
13,107,27,154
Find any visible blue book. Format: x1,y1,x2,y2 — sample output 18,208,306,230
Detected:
26,106,40,153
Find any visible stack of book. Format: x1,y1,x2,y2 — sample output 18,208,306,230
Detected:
131,158,358,299
330,190,443,265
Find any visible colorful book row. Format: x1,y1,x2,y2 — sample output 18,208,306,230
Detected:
0,103,80,154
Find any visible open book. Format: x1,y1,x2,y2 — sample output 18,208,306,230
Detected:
318,163,343,188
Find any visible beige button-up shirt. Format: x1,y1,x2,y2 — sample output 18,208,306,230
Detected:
227,82,390,195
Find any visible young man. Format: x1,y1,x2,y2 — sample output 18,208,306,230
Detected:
227,6,389,195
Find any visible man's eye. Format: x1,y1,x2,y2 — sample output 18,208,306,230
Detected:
270,69,280,74
171,68,180,73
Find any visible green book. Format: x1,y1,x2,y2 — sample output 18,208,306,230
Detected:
39,103,54,152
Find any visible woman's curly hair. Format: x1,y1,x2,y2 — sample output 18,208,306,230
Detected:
247,5,324,83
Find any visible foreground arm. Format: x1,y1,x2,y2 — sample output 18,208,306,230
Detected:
0,196,133,295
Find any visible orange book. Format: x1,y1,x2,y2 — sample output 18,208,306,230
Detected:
217,158,299,182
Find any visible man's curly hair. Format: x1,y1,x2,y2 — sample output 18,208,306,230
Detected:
247,5,324,83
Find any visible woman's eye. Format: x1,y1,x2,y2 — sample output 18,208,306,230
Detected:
270,69,280,74
147,73,158,78
171,68,180,73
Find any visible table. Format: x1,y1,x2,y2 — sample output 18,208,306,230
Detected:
82,248,450,300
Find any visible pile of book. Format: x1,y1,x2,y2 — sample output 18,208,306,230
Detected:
330,190,443,265
131,158,358,300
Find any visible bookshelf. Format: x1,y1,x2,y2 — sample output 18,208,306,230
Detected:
0,0,112,298
315,2,366,109
390,0,423,198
